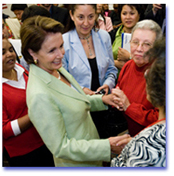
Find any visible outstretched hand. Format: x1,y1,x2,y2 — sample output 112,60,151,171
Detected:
108,134,131,154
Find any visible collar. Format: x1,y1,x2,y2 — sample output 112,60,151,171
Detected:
98,14,104,21
2,64,25,83
116,25,124,37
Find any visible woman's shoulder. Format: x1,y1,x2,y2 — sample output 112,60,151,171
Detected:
97,28,109,36
96,29,111,43
117,124,166,167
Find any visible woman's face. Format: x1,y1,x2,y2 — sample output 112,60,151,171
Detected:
130,29,156,67
13,10,24,20
29,32,65,75
121,5,140,30
2,39,16,72
96,4,102,14
70,5,96,37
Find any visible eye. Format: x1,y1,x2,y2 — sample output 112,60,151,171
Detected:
122,12,127,15
88,14,94,20
9,46,14,53
78,15,84,20
143,43,151,48
49,48,56,53
2,49,6,55
130,12,135,15
132,41,139,45
60,43,64,49
144,43,151,46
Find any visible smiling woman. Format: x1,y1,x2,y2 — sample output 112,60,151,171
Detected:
2,38,54,167
20,15,130,167
110,4,143,75
28,32,65,77
62,4,118,138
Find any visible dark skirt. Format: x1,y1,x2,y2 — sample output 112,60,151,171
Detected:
3,144,54,167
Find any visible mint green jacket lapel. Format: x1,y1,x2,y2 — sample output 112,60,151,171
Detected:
30,64,90,104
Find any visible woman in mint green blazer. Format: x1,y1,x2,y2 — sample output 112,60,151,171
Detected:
20,16,130,167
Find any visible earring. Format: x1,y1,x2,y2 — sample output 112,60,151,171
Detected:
34,59,38,64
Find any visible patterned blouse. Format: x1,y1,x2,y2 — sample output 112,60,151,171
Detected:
111,123,166,167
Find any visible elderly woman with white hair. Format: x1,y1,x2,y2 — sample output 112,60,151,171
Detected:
111,37,166,167
112,19,163,137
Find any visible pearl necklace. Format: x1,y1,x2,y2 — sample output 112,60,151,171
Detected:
79,33,93,57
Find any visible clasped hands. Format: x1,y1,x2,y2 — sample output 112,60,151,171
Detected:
102,86,130,111
108,134,132,154
112,86,130,111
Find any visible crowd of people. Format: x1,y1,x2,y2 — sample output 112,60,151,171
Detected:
2,4,166,167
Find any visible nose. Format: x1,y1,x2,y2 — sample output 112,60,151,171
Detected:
136,43,144,51
83,17,89,26
56,48,65,58
126,13,131,18
6,50,14,57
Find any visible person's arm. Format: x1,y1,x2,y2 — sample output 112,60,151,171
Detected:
125,102,159,127
111,124,165,167
17,114,32,133
3,106,31,139
28,93,111,162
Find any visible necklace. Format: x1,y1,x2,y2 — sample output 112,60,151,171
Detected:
57,71,61,80
79,33,93,57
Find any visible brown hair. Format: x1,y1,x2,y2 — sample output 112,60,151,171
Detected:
20,16,64,64
145,38,166,110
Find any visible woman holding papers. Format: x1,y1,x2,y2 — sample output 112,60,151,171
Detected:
112,20,163,137
110,4,142,74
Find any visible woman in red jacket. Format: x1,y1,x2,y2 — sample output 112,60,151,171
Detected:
2,38,54,167
112,20,163,136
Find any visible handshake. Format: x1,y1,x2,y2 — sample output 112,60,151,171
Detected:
102,86,130,112
108,134,132,154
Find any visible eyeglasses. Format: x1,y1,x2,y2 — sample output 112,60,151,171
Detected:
130,40,152,50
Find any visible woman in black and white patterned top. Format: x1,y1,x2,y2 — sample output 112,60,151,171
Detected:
111,38,166,167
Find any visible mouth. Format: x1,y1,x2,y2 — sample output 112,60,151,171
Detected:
82,27,90,30
52,60,61,65
7,59,15,64
125,21,132,24
135,54,143,58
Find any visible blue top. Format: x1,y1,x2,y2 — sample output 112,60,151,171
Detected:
62,28,118,91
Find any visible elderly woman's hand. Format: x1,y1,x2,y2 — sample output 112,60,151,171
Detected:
112,87,131,111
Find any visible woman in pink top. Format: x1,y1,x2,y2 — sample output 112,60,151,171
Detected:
96,4,113,32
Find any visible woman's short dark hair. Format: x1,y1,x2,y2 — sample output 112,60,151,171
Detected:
21,5,51,22
20,16,64,64
11,4,27,11
145,38,166,110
